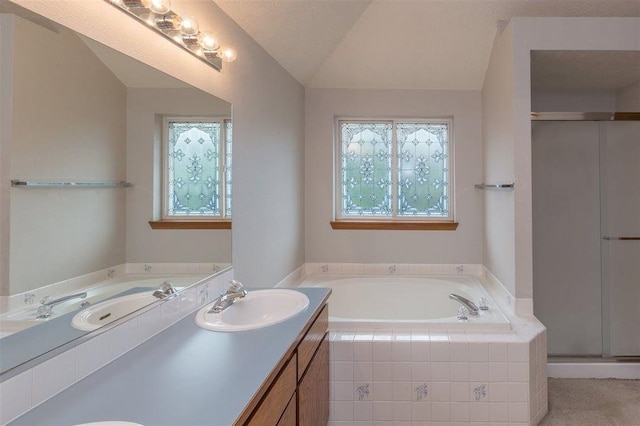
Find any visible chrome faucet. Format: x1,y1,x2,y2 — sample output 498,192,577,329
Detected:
152,281,178,299
209,280,248,313
449,293,479,316
36,292,88,318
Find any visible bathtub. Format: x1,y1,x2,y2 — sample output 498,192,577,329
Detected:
300,274,510,330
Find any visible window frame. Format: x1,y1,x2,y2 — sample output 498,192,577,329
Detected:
333,117,456,226
161,116,232,222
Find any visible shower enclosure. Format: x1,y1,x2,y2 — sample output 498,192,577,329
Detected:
532,114,640,358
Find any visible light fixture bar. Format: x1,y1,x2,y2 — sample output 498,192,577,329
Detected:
105,0,237,71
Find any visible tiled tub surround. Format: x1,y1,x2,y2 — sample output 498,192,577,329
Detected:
0,267,233,425
286,263,548,425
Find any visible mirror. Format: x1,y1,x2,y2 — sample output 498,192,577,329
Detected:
0,7,232,374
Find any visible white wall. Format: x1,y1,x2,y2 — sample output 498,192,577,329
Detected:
531,89,617,112
481,24,516,297
305,88,483,264
4,16,127,295
480,17,640,303
4,0,306,287
125,88,232,264
616,80,640,110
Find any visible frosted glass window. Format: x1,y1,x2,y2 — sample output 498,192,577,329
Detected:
337,119,452,220
165,118,231,218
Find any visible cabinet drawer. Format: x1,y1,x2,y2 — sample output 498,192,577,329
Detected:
297,305,328,380
247,355,297,426
298,337,329,426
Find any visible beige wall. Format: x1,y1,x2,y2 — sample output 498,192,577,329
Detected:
5,16,127,295
4,0,306,287
305,88,483,264
125,88,231,264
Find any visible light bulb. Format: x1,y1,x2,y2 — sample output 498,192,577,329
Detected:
179,16,199,36
142,0,171,14
197,32,219,52
220,46,237,63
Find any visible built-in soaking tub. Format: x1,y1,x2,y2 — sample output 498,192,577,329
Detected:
300,274,510,330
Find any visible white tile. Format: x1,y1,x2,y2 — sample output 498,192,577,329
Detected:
392,340,412,362
508,342,530,363
450,362,470,382
469,402,489,421
0,370,32,424
509,382,529,402
393,401,412,421
32,349,77,406
489,402,509,422
451,382,470,402
411,340,430,361
160,297,181,329
179,287,198,317
450,402,470,421
430,402,450,421
489,382,509,402
75,331,110,380
488,362,509,382
137,306,163,343
392,362,412,381
373,381,393,401
373,340,393,361
450,341,470,362
469,362,489,382
372,362,393,381
431,362,450,381
333,361,354,381
109,318,139,360
411,401,430,421
469,342,489,362
354,362,372,381
353,401,373,421
373,401,393,421
392,381,412,401
509,402,530,422
508,363,530,382
353,340,372,361
332,340,354,362
431,341,450,361
333,401,354,421
197,284,210,307
430,382,450,402
488,342,508,362
334,381,353,401
411,362,430,382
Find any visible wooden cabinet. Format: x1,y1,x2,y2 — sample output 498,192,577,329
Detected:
241,304,329,426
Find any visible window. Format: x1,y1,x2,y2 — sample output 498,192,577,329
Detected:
333,119,455,230
161,117,231,224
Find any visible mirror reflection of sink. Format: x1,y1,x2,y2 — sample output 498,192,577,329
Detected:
71,292,160,331
195,289,310,332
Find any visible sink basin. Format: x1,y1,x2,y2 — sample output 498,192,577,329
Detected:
195,289,309,332
71,292,159,331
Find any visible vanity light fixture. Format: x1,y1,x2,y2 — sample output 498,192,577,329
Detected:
106,0,236,71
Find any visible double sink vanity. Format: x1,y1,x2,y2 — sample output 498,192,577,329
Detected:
9,285,331,425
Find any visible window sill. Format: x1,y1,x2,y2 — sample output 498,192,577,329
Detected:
330,221,458,231
148,220,231,230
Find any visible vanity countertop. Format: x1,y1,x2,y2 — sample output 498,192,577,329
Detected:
10,287,330,426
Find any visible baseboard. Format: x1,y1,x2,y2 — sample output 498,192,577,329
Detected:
548,362,640,379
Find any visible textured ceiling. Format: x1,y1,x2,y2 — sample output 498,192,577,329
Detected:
215,0,640,90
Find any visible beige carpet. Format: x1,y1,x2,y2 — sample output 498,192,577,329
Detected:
540,378,640,425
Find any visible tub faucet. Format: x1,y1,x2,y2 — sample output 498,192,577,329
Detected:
153,281,178,299
449,293,479,316
36,292,88,318
209,280,248,313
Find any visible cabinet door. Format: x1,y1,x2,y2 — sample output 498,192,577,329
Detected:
277,393,296,426
298,337,329,426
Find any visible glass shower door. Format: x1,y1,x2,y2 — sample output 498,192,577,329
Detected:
600,121,640,356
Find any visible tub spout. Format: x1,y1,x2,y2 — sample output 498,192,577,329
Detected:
449,293,479,316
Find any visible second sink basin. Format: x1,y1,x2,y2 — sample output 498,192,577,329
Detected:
71,291,159,331
195,289,310,332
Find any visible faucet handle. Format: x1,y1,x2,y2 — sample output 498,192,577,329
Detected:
228,280,243,292
478,297,489,310
40,295,51,305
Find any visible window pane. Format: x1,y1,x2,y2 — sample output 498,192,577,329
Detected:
340,122,393,216
225,120,232,217
168,121,220,216
396,123,449,217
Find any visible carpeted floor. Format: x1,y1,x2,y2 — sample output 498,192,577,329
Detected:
539,378,640,425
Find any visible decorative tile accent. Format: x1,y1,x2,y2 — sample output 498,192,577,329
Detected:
415,383,429,401
473,384,487,401
356,383,370,401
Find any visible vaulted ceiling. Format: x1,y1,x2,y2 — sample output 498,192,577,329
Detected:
214,0,640,90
